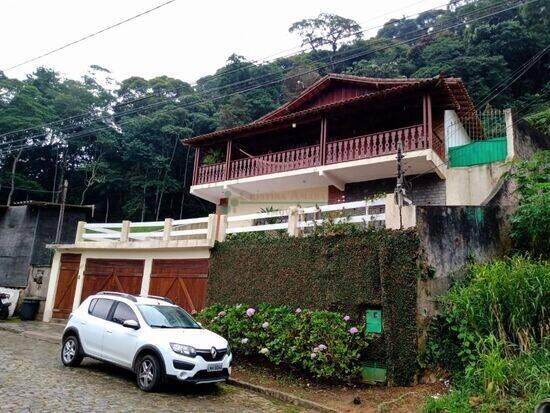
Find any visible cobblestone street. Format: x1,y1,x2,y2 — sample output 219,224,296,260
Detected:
0,331,294,412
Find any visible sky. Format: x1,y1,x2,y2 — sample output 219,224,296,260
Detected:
1,0,445,85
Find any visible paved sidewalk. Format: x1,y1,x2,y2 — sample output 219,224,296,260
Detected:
0,319,65,343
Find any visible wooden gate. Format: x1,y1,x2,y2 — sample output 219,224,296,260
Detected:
149,259,208,313
81,259,144,302
52,253,81,319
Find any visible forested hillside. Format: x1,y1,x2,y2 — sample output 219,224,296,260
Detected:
0,0,548,221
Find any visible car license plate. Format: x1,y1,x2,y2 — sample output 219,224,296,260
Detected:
207,362,223,372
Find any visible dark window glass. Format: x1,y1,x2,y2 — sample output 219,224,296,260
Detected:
90,298,114,320
112,302,138,325
138,305,201,329
88,298,98,314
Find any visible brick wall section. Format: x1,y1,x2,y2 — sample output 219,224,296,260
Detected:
342,173,446,206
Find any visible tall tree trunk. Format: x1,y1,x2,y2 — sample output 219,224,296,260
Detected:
7,149,22,206
141,184,147,222
104,196,109,223
179,145,191,219
156,136,179,220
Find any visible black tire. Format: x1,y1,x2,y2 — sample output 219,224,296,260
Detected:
0,305,8,320
61,335,84,367
136,354,163,392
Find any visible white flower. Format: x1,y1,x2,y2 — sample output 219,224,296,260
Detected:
310,352,317,359
259,347,269,355
318,344,327,351
262,321,269,329
313,347,320,353
218,311,226,317
241,338,249,344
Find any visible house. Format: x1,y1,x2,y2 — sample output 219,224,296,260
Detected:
184,74,514,217
43,75,542,324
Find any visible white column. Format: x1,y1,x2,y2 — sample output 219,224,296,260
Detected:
206,214,217,247
43,250,62,322
287,206,300,237
216,215,228,242
162,218,173,241
140,257,153,296
71,254,88,311
75,221,86,243
120,220,131,242
504,108,515,160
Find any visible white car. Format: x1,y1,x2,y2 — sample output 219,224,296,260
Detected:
61,291,232,391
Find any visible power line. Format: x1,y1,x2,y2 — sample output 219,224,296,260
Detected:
0,0,448,140
2,0,178,73
0,0,540,156
0,0,507,142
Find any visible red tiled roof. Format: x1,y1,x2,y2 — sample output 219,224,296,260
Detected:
183,74,474,146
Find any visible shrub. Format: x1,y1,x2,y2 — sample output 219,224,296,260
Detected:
197,303,372,381
422,257,550,412
509,150,550,258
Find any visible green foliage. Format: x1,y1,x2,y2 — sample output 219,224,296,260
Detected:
509,151,550,257
201,148,225,165
422,256,550,412
525,107,550,135
197,303,372,381
209,229,420,385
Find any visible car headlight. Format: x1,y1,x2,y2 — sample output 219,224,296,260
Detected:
170,343,196,357
226,343,231,356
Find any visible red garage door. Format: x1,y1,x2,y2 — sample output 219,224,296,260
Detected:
149,259,208,313
81,259,144,302
52,253,81,319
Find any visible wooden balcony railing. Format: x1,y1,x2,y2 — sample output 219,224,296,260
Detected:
326,124,425,164
230,144,320,180
194,124,441,185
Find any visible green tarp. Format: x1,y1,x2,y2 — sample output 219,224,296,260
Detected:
449,137,507,167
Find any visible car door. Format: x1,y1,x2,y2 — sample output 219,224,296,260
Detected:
101,301,141,367
79,298,114,358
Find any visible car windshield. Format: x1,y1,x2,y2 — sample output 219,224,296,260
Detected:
138,304,201,329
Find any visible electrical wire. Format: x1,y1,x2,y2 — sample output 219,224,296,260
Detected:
2,0,178,72
0,0,451,141
0,0,536,156
0,0,513,142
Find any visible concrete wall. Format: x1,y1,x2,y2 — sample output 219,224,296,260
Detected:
0,205,87,288
445,162,508,206
444,109,470,149
415,206,512,334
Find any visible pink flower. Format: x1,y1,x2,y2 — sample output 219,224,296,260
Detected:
218,311,226,317
349,327,359,334
246,308,255,317
343,315,350,322
295,308,302,314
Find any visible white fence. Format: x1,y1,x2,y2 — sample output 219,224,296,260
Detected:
76,199,386,244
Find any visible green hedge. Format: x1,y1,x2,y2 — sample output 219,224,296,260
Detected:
208,229,420,385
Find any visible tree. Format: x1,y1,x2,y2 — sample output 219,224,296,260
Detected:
289,13,362,53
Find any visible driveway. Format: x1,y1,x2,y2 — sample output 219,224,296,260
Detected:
0,331,295,412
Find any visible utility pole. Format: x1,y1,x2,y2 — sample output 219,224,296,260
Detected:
54,180,68,244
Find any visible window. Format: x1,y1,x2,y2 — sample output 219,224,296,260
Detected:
90,298,114,320
111,302,138,325
138,305,201,329
88,298,98,314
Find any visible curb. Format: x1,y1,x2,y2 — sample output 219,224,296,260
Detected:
0,323,338,412
228,378,340,413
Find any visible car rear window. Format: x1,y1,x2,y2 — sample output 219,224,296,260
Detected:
89,298,114,319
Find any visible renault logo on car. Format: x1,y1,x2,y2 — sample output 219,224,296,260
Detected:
211,347,217,358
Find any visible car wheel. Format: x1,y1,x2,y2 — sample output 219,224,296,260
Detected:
61,335,83,367
136,354,163,392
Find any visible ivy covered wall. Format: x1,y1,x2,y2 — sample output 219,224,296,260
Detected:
208,229,420,385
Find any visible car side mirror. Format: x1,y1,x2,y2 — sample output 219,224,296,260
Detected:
123,319,140,330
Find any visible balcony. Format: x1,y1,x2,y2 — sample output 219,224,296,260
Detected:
191,124,446,203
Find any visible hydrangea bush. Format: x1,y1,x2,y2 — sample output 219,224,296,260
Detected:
197,303,372,380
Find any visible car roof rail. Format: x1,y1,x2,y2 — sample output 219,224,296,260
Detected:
142,295,174,305
96,291,138,302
